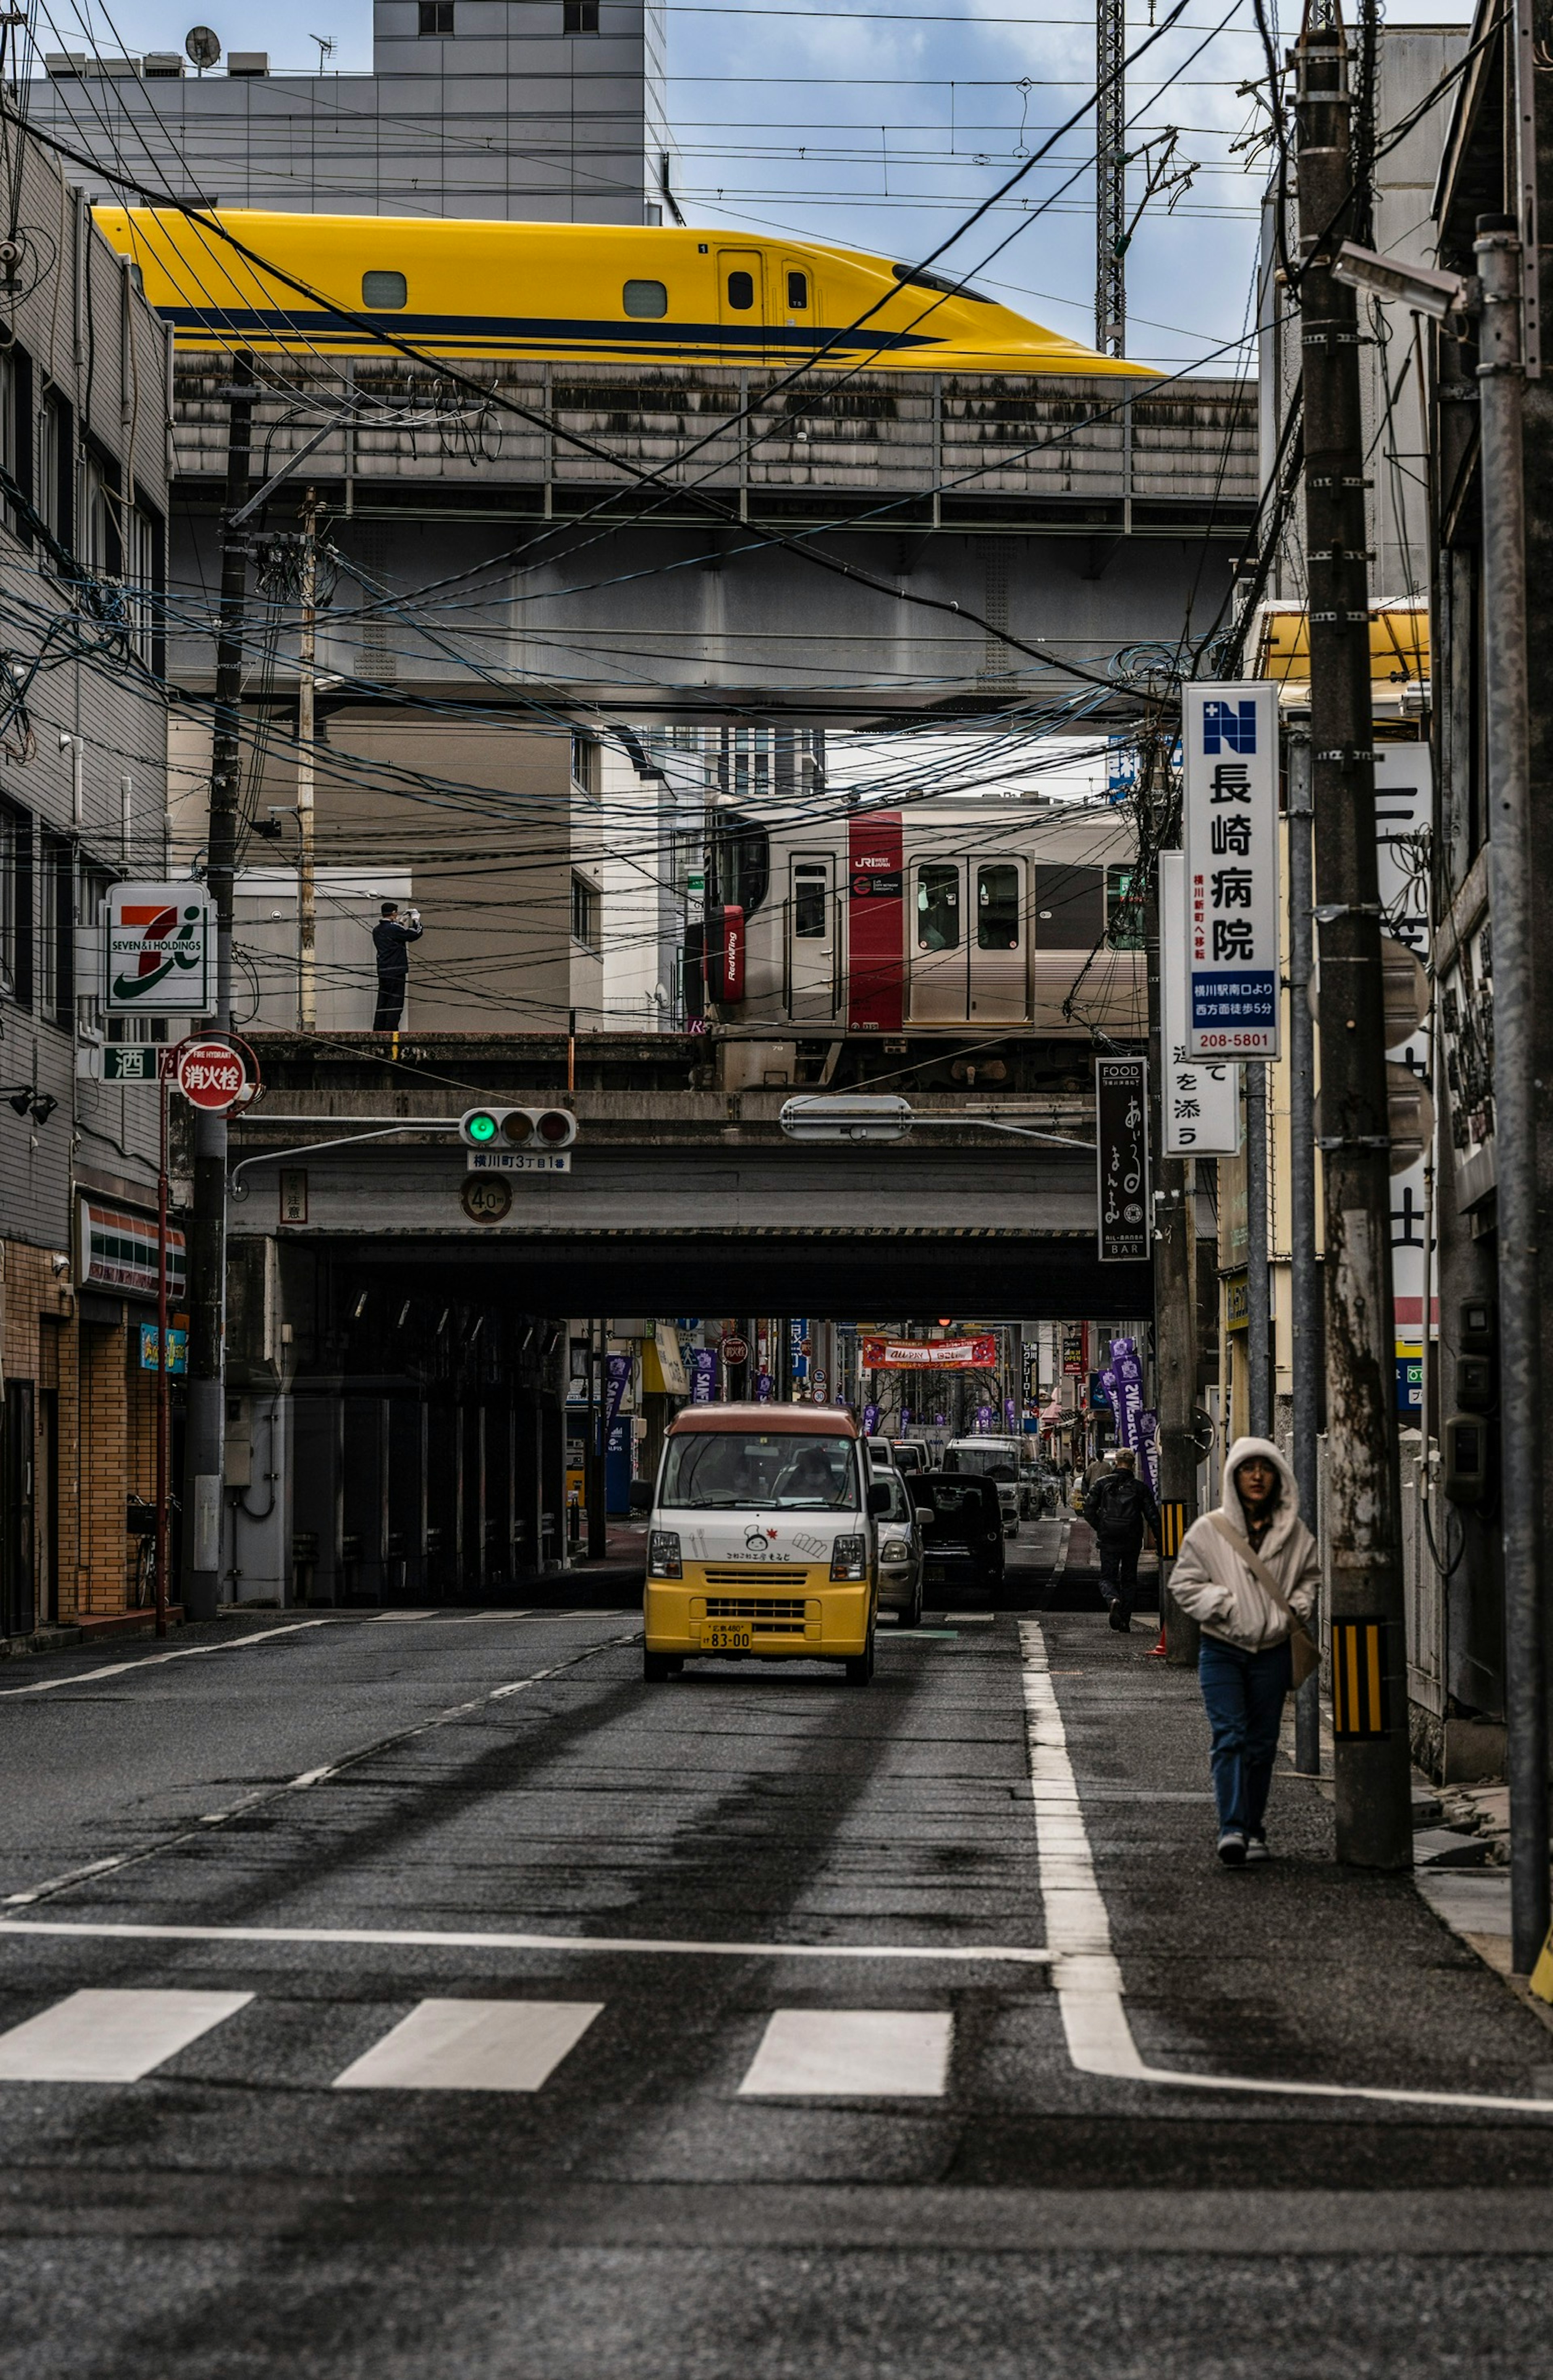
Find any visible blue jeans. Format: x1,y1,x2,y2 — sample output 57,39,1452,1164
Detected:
1198,1635,1292,1836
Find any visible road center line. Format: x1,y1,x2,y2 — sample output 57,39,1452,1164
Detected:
2,1627,641,1910
1020,1618,1553,2119
0,1918,1054,1965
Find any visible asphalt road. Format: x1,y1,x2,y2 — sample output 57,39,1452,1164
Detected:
1,1526,1551,2378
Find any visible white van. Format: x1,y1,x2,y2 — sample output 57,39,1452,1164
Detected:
942,1436,1023,1537
643,1403,887,1685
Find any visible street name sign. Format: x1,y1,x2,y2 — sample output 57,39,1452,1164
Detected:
467,1150,572,1174
1182,682,1280,1059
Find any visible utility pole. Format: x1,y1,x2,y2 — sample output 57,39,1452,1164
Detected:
296,487,319,1034
1143,756,1201,1666
1096,0,1126,353
1295,2,1410,1866
1286,719,1323,1773
1244,1064,1271,1437
184,351,254,1623
1474,214,1547,1972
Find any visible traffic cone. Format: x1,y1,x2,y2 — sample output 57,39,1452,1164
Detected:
1146,1622,1167,1657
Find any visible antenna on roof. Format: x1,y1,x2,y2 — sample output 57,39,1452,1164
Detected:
310,33,335,69
184,24,221,70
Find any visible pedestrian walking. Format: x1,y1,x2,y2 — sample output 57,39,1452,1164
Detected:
1083,1447,1159,1633
372,899,422,1032
1167,1436,1319,1868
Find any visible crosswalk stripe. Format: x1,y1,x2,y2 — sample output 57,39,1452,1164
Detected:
738,2009,954,2098
331,1999,603,2092
0,1989,253,2082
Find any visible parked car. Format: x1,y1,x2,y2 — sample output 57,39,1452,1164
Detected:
942,1436,1022,1537
890,1441,929,1479
912,1472,1007,1597
873,1466,925,1629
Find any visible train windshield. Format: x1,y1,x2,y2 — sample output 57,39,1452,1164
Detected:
660,1432,860,1511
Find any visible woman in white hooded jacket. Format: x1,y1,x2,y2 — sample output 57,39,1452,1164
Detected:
1168,1435,1319,1867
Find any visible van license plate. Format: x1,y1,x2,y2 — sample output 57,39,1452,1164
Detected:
700,1624,753,1651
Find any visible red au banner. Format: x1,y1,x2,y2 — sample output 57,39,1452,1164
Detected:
861,1335,998,1371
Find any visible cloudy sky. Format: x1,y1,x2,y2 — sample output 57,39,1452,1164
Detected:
34,0,1470,370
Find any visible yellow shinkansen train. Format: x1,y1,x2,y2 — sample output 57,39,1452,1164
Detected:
93,208,1147,377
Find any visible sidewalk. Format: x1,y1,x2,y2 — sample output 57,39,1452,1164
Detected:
1039,1605,1553,2128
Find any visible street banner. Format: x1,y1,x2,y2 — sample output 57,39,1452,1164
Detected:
859,1334,998,1370
1096,1055,1150,1262
105,883,214,1017
653,1322,689,1398
1159,850,1240,1153
690,1350,717,1403
604,1352,632,1434
790,1316,809,1382
1061,1322,1088,1376
863,1402,880,1434
1109,1337,1154,1487
1183,682,1280,1059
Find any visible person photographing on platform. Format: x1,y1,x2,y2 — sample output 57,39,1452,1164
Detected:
372,899,422,1032
1168,1436,1320,1868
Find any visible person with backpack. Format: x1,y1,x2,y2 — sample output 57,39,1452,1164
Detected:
1166,1435,1320,1868
1082,1447,1159,1633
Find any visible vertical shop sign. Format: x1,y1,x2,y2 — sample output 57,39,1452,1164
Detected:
1096,1056,1151,1262
1183,682,1280,1059
1160,849,1241,1153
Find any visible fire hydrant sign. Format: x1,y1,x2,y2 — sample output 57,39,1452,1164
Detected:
105,883,214,1016
1183,683,1280,1059
176,1039,247,1111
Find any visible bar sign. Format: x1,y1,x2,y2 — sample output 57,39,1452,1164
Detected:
1330,1621,1389,1736
1096,1055,1150,1263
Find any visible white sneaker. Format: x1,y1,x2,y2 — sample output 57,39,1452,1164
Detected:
1244,1836,1270,1865
1217,1828,1247,1868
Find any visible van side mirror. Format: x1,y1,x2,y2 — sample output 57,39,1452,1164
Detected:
867,1480,892,1516
914,1505,935,1529
628,1480,653,1516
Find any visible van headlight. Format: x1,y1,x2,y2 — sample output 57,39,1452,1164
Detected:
648,1530,682,1579
881,1537,912,1563
830,1534,867,1580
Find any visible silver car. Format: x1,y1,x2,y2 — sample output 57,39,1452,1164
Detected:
872,1465,925,1629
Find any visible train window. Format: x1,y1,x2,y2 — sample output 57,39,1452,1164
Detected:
1033,862,1104,948
976,863,1020,950
726,269,755,311
623,279,668,318
362,271,407,309
794,865,827,937
786,269,809,310
917,863,959,952
712,808,770,918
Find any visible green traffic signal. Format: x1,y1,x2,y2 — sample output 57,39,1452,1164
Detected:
466,1111,498,1144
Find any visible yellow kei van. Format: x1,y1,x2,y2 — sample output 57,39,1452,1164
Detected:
643,1404,885,1687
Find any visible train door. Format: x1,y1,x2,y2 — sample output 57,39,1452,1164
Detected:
908,856,967,1021
788,853,836,1021
718,250,766,332
968,858,1027,1020
1032,861,1105,1023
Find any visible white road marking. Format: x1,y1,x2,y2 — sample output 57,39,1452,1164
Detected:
0,1618,349,1697
1020,1618,1553,2118
739,2009,953,2097
332,1998,601,2092
0,1987,252,2082
0,1917,1050,1965
2,1629,641,1909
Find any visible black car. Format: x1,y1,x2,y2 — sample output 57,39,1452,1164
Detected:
912,1471,1007,1596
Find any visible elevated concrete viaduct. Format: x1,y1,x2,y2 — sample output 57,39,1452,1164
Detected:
169,359,1258,715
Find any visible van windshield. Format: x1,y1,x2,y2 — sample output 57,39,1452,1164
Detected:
944,1444,1019,1482
660,1431,859,1511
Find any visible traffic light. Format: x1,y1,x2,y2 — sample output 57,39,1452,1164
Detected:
458,1106,578,1150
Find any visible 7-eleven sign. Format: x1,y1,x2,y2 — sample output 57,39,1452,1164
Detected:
105,882,214,1015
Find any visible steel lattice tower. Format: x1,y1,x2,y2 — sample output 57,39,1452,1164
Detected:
1095,0,1126,354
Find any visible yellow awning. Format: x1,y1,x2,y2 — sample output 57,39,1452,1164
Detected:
1255,604,1429,688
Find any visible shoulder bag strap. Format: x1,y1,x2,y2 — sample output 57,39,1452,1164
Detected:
1208,1511,1304,1623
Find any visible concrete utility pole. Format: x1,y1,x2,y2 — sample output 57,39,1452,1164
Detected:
1474,214,1548,1972
1143,759,1200,1666
1244,1064,1272,1438
184,350,254,1623
296,487,319,1034
1295,3,1411,1866
1286,721,1323,1774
